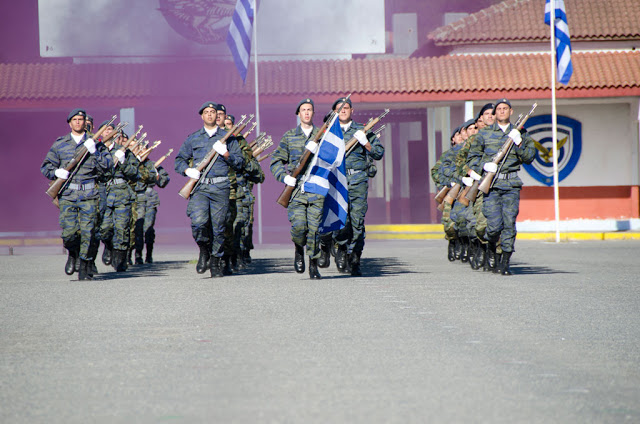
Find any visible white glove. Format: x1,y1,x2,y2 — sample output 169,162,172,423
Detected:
114,150,125,162
185,168,201,179
483,162,498,173
83,138,96,154
450,181,457,187
469,170,482,181
55,168,69,179
509,129,522,146
213,140,228,156
305,141,319,154
284,175,297,187
462,176,474,187
354,130,368,146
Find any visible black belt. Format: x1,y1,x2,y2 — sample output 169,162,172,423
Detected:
496,171,518,180
202,176,228,184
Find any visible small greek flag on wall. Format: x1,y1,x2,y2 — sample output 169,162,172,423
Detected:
545,0,573,85
227,0,254,83
303,114,348,233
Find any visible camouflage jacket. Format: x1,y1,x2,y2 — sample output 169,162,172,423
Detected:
41,132,113,201
431,143,464,189
229,136,256,200
175,127,244,191
453,134,477,180
343,121,384,185
467,122,536,190
270,125,320,184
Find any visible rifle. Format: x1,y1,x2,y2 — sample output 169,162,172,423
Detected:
477,103,537,195
178,115,248,199
46,115,117,201
243,121,257,140
275,94,351,208
345,109,389,156
252,136,273,158
434,186,450,204
153,148,173,169
139,141,161,162
249,132,266,150
257,151,273,163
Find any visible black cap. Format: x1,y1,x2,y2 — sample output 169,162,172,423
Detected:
67,108,86,122
295,98,314,115
492,98,511,114
331,97,352,111
217,104,226,113
198,101,218,115
99,119,116,130
450,126,460,141
477,103,494,120
226,114,235,124
462,119,476,130
86,115,94,123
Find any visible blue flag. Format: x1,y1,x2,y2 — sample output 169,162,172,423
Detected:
303,114,348,233
227,0,254,84
545,0,573,85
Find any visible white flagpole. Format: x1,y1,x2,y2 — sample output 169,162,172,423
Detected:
550,0,561,243
253,0,263,246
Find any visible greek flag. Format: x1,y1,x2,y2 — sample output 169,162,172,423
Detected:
303,114,348,233
227,0,254,83
544,0,573,85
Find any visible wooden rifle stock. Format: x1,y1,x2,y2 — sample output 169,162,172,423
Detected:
443,183,462,205
178,117,246,199
46,115,117,200
434,186,450,204
464,180,481,204
153,149,173,169
477,104,537,194
345,109,389,155
457,184,472,206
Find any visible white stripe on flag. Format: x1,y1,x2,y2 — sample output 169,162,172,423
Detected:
227,0,254,83
544,0,573,85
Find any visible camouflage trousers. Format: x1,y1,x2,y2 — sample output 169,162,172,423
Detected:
441,202,457,240
187,187,230,257
450,201,472,238
334,179,368,255
134,192,158,251
89,185,108,260
59,198,98,260
473,193,487,243
244,191,256,251
482,187,520,253
101,203,133,250
235,194,251,252
223,198,238,256
288,190,325,259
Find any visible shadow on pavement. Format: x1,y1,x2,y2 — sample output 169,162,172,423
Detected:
93,260,191,281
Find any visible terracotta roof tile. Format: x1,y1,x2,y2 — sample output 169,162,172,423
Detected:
429,0,640,45
1,51,640,103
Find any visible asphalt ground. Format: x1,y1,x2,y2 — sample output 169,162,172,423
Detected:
1,240,639,423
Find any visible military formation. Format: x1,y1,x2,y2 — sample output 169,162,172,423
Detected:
43,97,536,281
431,99,536,275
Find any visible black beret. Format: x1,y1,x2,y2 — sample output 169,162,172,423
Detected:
67,108,86,122
462,119,476,129
331,97,352,111
295,98,314,115
226,114,235,124
99,119,116,130
198,102,218,115
476,103,494,120
217,104,226,113
86,115,94,123
492,98,512,114
450,126,460,141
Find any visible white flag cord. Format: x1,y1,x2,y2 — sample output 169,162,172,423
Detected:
550,0,561,243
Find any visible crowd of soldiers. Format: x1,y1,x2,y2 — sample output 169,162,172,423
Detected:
431,98,536,275
41,109,172,280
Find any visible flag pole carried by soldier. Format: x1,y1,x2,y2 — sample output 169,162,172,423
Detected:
41,109,114,280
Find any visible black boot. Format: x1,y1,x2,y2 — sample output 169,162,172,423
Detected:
336,246,348,273
350,252,362,277
460,237,470,263
196,244,210,274
294,244,305,273
500,252,513,275
127,249,133,266
493,252,502,274
114,250,128,272
78,259,92,280
89,260,98,277
222,255,233,275
447,239,456,262
244,249,252,264
470,240,483,270
485,242,497,272
65,249,79,275
145,243,153,264
309,258,321,279
454,238,462,260
210,256,223,278
102,242,112,266
318,243,331,268
135,249,143,265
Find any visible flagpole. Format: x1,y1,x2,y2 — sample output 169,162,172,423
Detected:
253,0,263,246
550,0,561,243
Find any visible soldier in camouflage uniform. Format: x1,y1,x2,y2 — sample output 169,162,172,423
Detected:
467,98,536,275
100,132,140,271
138,164,170,264
41,109,113,280
270,98,325,279
175,102,245,278
91,120,116,269
325,97,384,277
130,155,157,264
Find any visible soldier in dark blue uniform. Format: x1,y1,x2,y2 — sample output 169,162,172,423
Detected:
467,98,536,275
41,109,113,280
270,99,324,279
175,102,245,278
324,97,384,277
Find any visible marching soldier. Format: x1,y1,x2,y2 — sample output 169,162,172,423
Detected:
270,98,324,279
139,161,170,264
467,98,536,275
327,97,384,277
175,102,244,278
41,109,113,280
